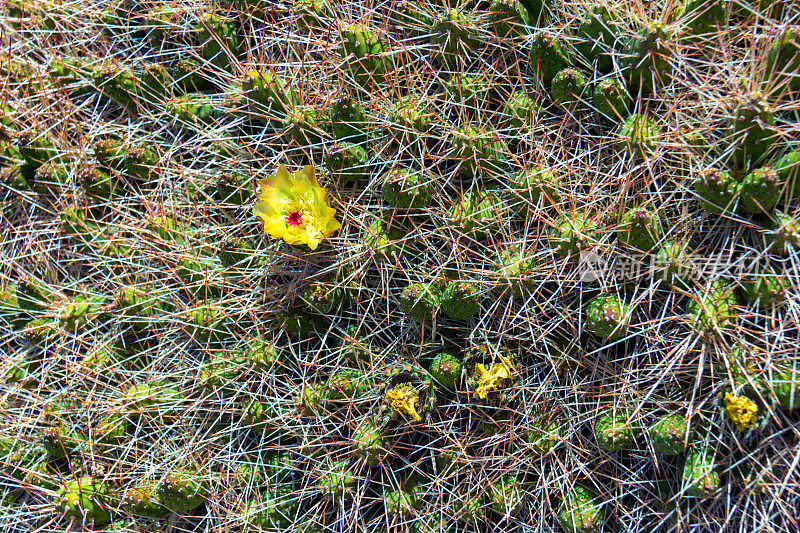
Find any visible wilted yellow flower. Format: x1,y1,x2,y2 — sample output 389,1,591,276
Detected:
384,383,421,421
724,393,758,430
474,357,515,399
253,164,341,250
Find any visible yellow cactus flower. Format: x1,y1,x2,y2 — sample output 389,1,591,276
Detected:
253,164,341,250
474,357,515,399
723,393,758,431
384,383,421,421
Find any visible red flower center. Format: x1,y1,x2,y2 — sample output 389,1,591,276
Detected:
285,211,303,227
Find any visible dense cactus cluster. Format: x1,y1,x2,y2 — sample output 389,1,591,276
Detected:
1,1,800,532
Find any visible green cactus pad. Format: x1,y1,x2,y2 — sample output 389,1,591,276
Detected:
593,78,631,119
618,207,663,252
682,447,720,498
687,279,738,334
440,281,480,319
400,282,440,320
449,191,506,239
695,168,740,215
530,32,571,84
575,3,621,72
551,68,591,110
122,483,170,518
649,414,691,455
157,469,208,513
550,212,599,259
55,476,112,526
557,485,604,533
428,352,464,389
490,0,531,38
770,367,800,410
325,141,369,182
622,23,674,93
382,169,432,209
594,409,636,451
740,167,780,214
727,92,776,167
586,294,632,339
617,113,660,159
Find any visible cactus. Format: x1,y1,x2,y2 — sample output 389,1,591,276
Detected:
31,160,68,193
529,32,571,85
431,9,480,69
682,447,720,498
330,93,369,142
490,0,531,39
727,92,776,167
551,68,591,110
443,73,491,110
510,165,561,213
55,476,112,526
303,280,342,314
773,147,800,199
294,0,333,30
157,469,207,513
739,167,780,214
740,272,787,308
400,282,440,320
166,93,224,125
352,416,390,465
388,94,434,141
617,113,660,159
41,424,79,458
764,210,800,256
427,352,464,390
622,23,674,93
687,279,738,334
449,191,506,240
520,0,553,22
48,54,92,95
383,483,422,519
695,168,741,215
197,13,242,69
594,409,636,451
91,61,137,107
364,219,404,261
764,26,800,95
501,89,540,131
592,78,631,119
184,302,228,345
498,243,540,297
325,142,369,182
525,412,563,454
557,485,604,533
678,0,729,38
241,70,297,122
382,169,432,209
586,294,632,339
649,414,691,455
617,207,663,252
488,473,524,514
440,281,480,319
769,367,800,410
122,484,170,518
317,458,356,501
450,124,505,178
283,105,330,146
550,212,599,259
575,3,622,73
339,23,391,85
